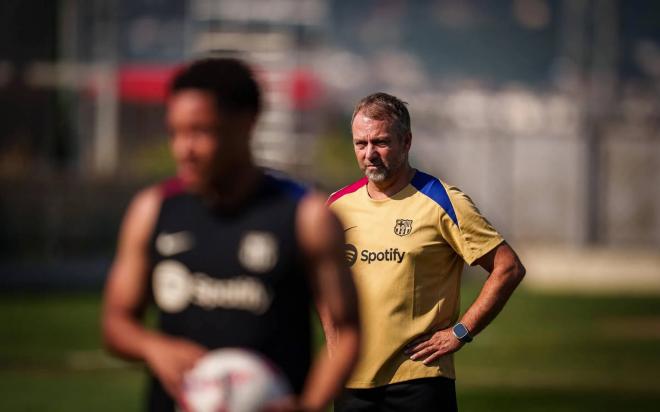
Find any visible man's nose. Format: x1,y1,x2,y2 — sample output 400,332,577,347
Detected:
174,133,196,154
365,143,378,160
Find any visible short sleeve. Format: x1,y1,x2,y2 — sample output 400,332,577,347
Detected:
437,184,504,266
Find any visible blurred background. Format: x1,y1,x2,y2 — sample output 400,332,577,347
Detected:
1,0,659,410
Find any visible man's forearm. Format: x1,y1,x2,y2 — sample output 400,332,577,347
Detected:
300,325,360,411
316,301,339,357
102,310,160,362
460,259,525,337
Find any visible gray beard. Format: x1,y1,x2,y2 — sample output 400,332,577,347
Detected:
364,152,407,183
365,167,388,182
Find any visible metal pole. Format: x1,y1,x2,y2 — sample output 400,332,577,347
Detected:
585,0,619,244
92,0,119,177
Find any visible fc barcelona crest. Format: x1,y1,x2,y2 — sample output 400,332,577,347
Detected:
394,219,413,236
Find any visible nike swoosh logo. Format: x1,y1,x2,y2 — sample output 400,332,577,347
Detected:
344,226,358,232
156,231,195,256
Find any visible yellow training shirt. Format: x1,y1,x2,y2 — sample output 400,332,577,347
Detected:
328,170,503,388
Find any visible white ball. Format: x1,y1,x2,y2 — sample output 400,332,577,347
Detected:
181,348,291,412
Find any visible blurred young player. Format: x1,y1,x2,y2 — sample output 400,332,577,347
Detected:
325,92,525,411
101,58,360,412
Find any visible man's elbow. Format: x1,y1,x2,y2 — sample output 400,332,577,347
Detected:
496,256,525,288
100,310,127,357
100,314,117,354
510,259,526,286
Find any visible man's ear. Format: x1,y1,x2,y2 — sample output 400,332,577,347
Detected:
230,111,258,139
404,132,412,150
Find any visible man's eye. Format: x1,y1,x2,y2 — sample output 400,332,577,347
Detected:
192,126,214,135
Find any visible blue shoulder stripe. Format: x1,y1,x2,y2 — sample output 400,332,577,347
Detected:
264,169,308,201
410,171,458,227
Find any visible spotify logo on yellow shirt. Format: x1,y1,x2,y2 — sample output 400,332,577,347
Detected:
344,244,406,266
361,248,405,264
345,244,358,267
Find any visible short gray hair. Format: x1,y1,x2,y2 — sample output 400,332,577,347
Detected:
351,92,411,138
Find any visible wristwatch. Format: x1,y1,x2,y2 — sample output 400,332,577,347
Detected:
452,322,473,343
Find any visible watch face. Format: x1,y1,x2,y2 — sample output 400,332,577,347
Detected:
454,323,469,339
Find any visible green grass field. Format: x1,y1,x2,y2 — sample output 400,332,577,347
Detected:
1,283,659,411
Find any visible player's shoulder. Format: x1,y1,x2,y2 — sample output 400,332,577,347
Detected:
410,170,461,226
262,168,309,201
412,170,492,229
298,191,332,222
296,190,343,254
131,183,164,212
411,170,469,199
326,177,368,207
119,180,171,239
128,177,187,216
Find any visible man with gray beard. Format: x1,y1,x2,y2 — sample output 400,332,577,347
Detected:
325,92,526,411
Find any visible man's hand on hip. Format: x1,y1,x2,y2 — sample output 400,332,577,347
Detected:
404,329,464,365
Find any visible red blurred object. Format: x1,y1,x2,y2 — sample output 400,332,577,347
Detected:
118,64,181,104
86,64,322,108
289,69,322,110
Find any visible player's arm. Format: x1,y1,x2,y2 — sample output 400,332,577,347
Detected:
406,242,525,364
457,241,525,337
296,193,360,412
101,186,206,399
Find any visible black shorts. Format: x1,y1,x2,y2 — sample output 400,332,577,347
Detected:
335,377,457,412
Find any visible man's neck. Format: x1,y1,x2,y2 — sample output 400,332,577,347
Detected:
202,162,261,210
367,164,415,200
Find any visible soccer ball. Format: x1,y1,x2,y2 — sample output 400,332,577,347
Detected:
181,348,291,412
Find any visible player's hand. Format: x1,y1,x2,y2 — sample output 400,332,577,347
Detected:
143,335,207,401
403,328,464,365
